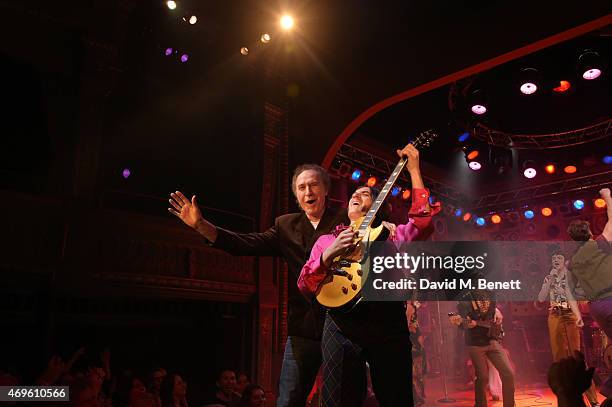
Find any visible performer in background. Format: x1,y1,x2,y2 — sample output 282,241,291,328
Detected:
449,290,515,407
169,164,353,407
568,187,612,397
538,252,599,406
298,143,439,406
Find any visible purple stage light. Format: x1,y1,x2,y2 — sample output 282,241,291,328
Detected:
583,68,601,80
165,48,173,56
180,54,189,63
520,82,537,95
468,161,482,171
122,169,131,179
471,104,487,115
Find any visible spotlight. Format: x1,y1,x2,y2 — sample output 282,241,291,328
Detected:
189,15,197,25
603,156,612,165
261,33,271,43
491,214,501,224
463,213,472,222
180,54,189,63
351,169,362,181
467,150,479,160
545,164,556,174
469,161,482,171
122,168,131,179
166,1,177,10
564,165,577,174
458,132,470,142
240,47,249,56
524,210,534,219
165,47,173,56
489,146,513,175
594,198,606,209
402,189,411,200
454,208,463,217
522,160,537,179
476,217,486,226
553,80,571,93
391,186,401,197
518,68,539,95
573,200,585,210
469,89,488,115
366,176,377,187
541,207,553,217
280,15,294,30
578,50,602,80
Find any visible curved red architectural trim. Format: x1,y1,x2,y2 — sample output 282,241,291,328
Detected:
322,14,611,169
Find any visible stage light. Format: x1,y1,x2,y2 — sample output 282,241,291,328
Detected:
541,207,552,217
471,105,486,115
604,156,612,165
391,186,401,197
351,169,362,181
573,200,584,210
180,54,189,63
469,161,482,171
165,47,173,56
454,208,463,217
469,89,488,115
280,15,294,30
467,150,479,160
476,217,485,226
491,214,501,224
458,132,470,142
489,146,513,175
518,68,539,95
522,160,537,178
553,80,571,92
463,213,472,222
189,15,197,25
524,210,534,219
122,169,131,179
578,50,602,80
261,33,271,43
545,164,555,174
366,176,377,187
240,47,249,56
402,189,411,200
166,1,177,10
595,198,606,209
564,165,577,174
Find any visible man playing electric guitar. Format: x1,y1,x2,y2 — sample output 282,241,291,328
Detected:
298,143,440,406
449,290,515,407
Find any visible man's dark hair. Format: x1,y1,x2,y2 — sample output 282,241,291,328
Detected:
291,164,330,197
567,220,592,242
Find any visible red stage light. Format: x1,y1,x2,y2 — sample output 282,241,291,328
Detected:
463,213,472,222
545,164,555,174
564,165,577,174
366,176,377,187
491,214,501,224
553,80,571,92
595,198,606,209
402,189,411,200
467,150,479,160
541,207,553,217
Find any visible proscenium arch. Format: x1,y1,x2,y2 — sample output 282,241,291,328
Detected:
321,14,611,169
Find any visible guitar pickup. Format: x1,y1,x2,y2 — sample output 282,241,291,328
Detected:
332,269,349,277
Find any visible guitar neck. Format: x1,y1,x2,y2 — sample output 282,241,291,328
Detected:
357,157,408,234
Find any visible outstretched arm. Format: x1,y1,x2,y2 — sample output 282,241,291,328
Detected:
169,191,218,242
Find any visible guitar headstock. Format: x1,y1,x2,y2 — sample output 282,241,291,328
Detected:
410,129,438,150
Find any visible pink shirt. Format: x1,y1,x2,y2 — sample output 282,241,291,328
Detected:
298,188,440,297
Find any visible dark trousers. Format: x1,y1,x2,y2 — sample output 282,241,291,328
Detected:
468,340,515,407
322,313,413,407
277,336,321,407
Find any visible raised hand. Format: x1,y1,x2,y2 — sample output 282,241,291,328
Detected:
397,144,420,172
169,191,203,229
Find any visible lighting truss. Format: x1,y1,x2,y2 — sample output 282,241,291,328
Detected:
334,143,465,204
472,118,612,149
